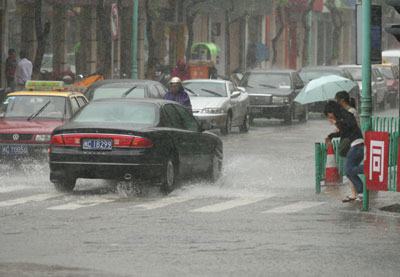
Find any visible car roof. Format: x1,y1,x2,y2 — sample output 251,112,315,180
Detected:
91,97,174,106
300,66,343,71
183,79,227,84
90,79,161,87
245,69,297,74
7,91,82,97
339,64,362,68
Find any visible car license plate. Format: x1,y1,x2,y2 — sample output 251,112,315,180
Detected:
82,139,113,150
2,145,29,155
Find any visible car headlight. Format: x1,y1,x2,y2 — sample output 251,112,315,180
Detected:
35,134,51,142
272,96,290,104
201,108,224,114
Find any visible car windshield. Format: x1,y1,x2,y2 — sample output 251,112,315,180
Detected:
345,68,362,81
0,95,67,119
376,67,395,79
240,73,291,89
183,82,227,97
299,71,341,82
71,102,159,125
90,84,146,100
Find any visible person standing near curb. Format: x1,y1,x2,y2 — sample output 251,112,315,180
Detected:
324,101,364,203
5,49,17,90
14,51,32,91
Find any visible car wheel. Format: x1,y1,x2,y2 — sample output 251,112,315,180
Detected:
160,155,178,194
283,106,293,125
207,152,222,182
298,105,308,123
53,177,76,192
239,111,250,133
220,113,232,135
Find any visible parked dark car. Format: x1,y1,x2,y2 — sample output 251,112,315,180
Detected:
239,69,307,125
374,64,399,108
49,98,223,193
299,66,361,112
84,79,167,101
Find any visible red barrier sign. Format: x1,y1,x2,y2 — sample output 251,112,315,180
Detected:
365,131,389,191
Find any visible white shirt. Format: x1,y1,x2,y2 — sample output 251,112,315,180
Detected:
14,58,33,85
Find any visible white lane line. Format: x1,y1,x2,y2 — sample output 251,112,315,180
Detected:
47,196,116,210
262,201,323,214
0,193,62,208
190,196,273,213
134,196,197,210
0,186,29,193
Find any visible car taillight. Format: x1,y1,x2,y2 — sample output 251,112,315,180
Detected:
132,137,153,148
62,135,81,146
50,135,64,145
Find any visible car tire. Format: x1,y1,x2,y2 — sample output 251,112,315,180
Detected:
53,177,76,192
298,105,308,123
220,113,232,135
207,152,222,182
160,155,178,194
283,106,293,125
239,111,250,133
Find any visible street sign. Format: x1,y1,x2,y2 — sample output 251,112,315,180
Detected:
365,131,389,191
355,4,382,65
110,3,119,40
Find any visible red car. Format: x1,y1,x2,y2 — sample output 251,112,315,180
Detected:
0,85,88,162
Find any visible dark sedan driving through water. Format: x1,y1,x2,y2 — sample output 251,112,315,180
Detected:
49,98,223,193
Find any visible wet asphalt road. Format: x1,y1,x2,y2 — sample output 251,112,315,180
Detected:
1,110,400,276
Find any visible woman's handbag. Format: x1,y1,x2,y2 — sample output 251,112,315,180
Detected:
339,138,351,157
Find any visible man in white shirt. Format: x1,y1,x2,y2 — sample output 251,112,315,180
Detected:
14,51,33,91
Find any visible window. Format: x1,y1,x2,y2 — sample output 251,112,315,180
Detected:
156,85,167,98
163,104,184,129
292,74,303,88
70,97,80,113
228,83,235,93
76,96,87,107
149,85,160,98
174,105,198,132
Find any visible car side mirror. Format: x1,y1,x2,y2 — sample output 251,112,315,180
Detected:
231,91,241,98
200,121,213,132
296,83,304,89
377,77,383,82
237,86,246,92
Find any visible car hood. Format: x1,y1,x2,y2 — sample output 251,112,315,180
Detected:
0,118,65,134
190,97,227,110
246,87,292,96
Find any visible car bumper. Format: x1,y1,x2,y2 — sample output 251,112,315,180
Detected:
250,104,290,119
49,146,164,181
0,143,49,161
193,113,227,128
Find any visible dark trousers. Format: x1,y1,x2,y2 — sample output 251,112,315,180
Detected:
345,144,364,193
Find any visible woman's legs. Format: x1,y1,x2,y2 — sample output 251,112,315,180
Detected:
345,145,364,194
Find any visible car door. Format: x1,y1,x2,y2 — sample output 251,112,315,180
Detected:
173,104,212,172
163,103,197,175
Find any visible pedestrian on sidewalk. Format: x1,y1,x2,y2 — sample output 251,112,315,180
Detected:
335,91,360,127
5,49,17,91
324,101,364,203
14,51,32,91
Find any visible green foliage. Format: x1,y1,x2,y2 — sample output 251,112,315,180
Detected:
149,0,161,18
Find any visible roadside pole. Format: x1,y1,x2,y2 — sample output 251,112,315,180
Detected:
361,0,371,211
131,0,138,79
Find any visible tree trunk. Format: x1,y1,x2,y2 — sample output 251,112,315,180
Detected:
326,0,343,65
301,0,315,67
145,0,158,79
32,0,51,79
271,6,284,66
186,15,195,61
96,2,112,77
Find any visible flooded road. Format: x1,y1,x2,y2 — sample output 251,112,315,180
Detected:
1,113,400,276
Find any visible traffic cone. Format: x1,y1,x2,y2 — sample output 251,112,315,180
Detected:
325,143,340,185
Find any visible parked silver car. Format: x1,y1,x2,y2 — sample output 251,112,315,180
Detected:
340,65,388,110
183,80,250,135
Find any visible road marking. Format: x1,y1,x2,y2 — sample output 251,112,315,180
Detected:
0,193,62,208
47,196,116,210
190,196,273,213
134,196,197,210
262,201,323,214
0,186,29,194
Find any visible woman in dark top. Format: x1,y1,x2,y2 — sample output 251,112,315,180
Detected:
324,101,364,202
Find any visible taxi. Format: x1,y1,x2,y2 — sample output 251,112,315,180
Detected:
0,81,88,161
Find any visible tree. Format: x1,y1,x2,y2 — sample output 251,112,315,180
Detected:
144,0,161,79
96,1,112,77
301,0,315,67
184,0,208,61
325,0,343,65
271,1,286,66
32,0,51,79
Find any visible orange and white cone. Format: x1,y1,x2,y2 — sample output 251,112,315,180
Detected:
325,143,340,185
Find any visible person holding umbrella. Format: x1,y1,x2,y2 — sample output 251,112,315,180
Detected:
324,101,364,202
